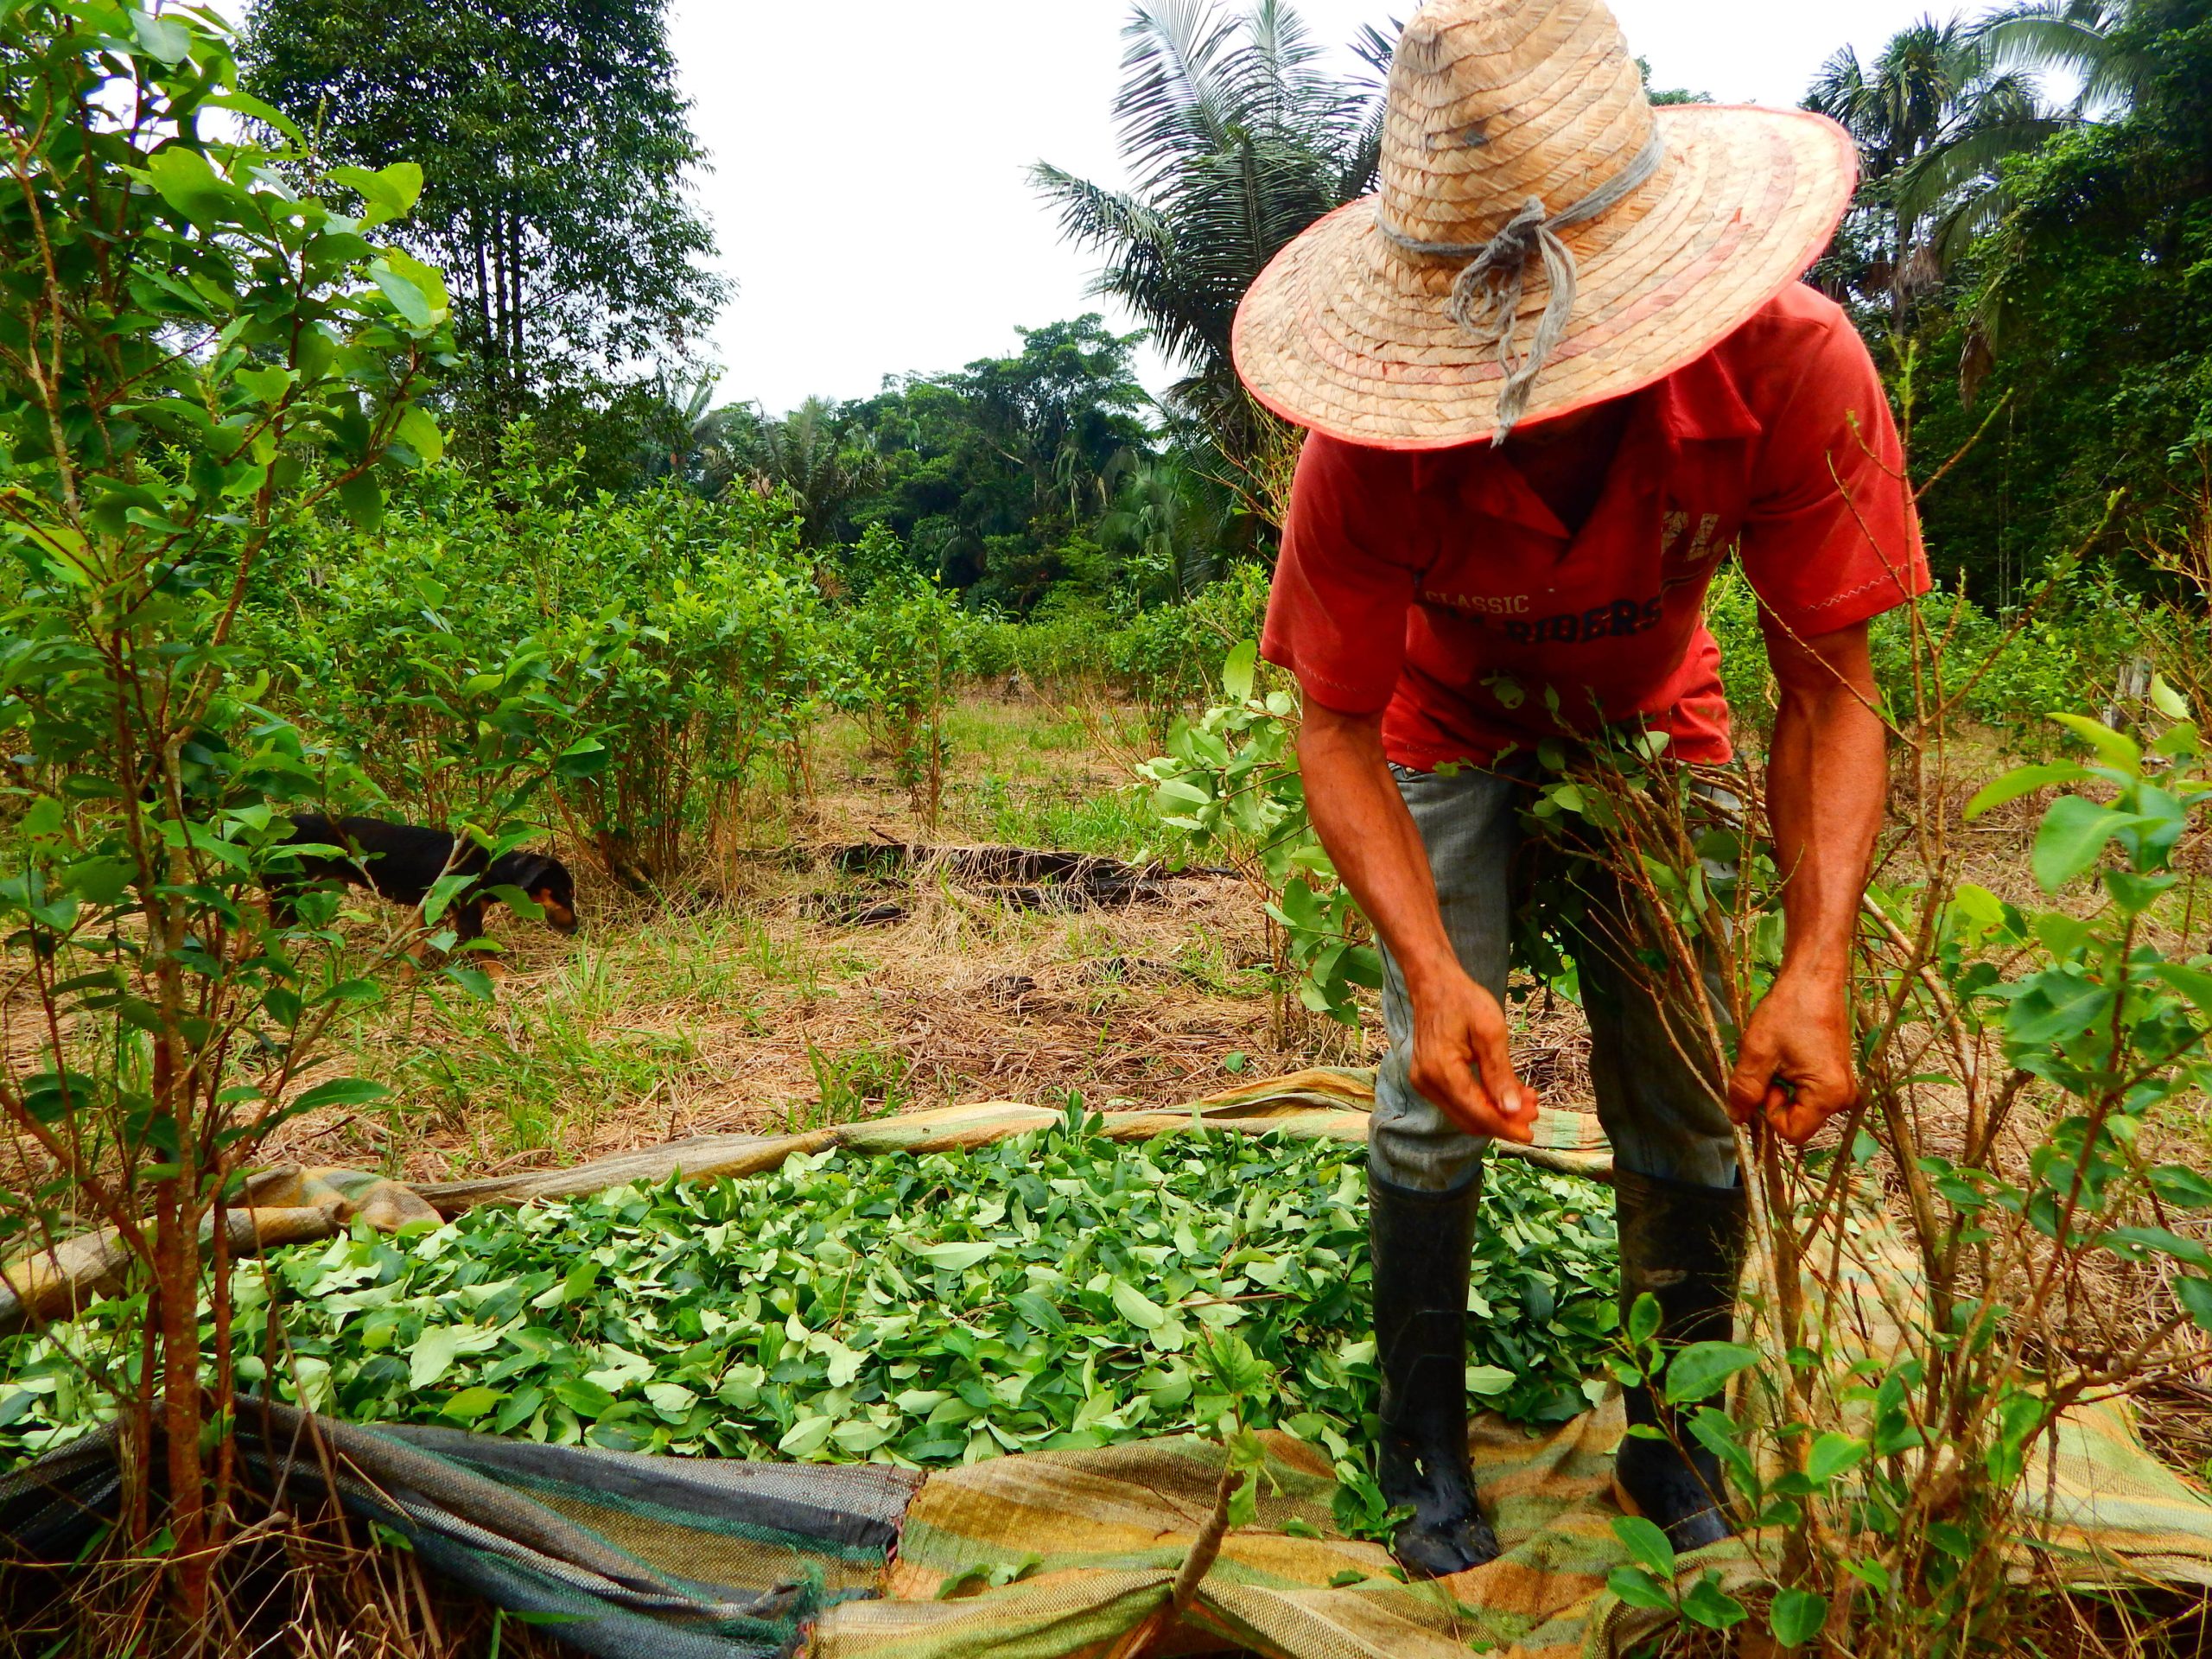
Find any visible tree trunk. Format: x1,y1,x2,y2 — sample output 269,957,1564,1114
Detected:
150,927,210,1634
468,197,494,391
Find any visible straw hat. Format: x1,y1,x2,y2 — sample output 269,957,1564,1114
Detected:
1230,0,1857,449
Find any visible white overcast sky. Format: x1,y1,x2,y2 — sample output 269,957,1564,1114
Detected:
673,1,1968,415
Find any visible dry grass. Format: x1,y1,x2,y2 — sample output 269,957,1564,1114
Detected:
0,1476,563,1659
0,684,1597,1239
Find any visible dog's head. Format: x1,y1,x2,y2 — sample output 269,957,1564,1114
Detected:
486,851,580,934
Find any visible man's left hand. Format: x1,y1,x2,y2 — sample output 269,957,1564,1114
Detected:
1726,969,1858,1145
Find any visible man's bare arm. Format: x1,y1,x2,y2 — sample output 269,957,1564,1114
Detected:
1727,617,1886,1144
1298,702,1538,1144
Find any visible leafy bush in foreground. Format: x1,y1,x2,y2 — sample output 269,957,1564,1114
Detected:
1,1117,1617,1535
0,0,449,1624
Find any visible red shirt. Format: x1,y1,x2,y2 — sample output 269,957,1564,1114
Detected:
1260,283,1929,770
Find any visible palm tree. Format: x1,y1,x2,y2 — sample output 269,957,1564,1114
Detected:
1098,454,1222,602
739,397,882,547
1808,3,2141,320
633,375,747,494
1808,17,2063,317
1033,2,1391,460
690,399,761,499
1977,0,2147,119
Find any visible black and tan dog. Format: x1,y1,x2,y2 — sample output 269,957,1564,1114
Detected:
270,815,579,949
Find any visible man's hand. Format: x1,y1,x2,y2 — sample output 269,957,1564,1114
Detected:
1726,969,1857,1144
1405,963,1540,1145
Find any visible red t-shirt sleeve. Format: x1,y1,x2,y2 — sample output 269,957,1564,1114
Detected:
1261,434,1423,715
1738,315,1930,637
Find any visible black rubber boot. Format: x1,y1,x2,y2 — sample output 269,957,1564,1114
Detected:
1370,1166,1500,1577
1611,1166,1751,1553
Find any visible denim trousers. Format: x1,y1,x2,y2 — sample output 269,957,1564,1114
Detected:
1370,763,1739,1194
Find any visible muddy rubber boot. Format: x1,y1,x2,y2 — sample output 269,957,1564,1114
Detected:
1611,1167,1750,1553
1370,1166,1500,1577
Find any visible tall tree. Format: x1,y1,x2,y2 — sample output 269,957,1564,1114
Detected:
1903,0,2212,597
826,317,1154,604
1807,17,2060,321
1033,2,1389,459
241,0,727,456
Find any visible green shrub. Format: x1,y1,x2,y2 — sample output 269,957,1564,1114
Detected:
961,565,1273,736
1704,564,1772,732
0,0,449,1618
833,530,962,811
1705,564,2124,751
253,448,830,880
562,488,828,880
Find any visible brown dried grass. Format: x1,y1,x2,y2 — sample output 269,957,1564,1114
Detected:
0,1486,558,1659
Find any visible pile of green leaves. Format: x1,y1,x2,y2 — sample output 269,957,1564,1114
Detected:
1,1116,1618,1534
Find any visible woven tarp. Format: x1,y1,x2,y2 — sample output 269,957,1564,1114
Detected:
10,1392,2209,1659
0,1396,918,1659
6,1074,2212,1657
807,1399,2212,1659
824,1420,1630,1659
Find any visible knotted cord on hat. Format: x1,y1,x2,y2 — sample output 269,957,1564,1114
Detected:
1376,131,1665,442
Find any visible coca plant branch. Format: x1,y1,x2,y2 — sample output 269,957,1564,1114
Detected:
0,0,453,1630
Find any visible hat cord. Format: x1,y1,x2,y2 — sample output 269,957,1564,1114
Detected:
1376,131,1664,442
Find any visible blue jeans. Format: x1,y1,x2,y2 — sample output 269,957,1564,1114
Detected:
1370,763,1739,1193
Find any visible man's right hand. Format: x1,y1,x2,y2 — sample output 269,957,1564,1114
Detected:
1295,699,1540,1146
1405,962,1540,1145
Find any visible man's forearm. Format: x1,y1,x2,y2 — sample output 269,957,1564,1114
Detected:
1298,711,1459,990
1297,702,1535,1138
1725,622,1886,1137
1764,661,1885,982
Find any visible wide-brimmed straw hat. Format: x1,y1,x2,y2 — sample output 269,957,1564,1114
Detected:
1231,0,1857,449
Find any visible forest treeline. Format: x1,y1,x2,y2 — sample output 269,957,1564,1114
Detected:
235,0,2212,618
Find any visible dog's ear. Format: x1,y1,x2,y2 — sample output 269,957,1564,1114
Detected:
492,853,578,932
499,854,554,891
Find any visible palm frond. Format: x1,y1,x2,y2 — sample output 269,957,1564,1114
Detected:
1236,0,1325,130
1962,67,2050,130
1891,108,2063,227
1031,162,1176,263
1976,7,2112,72
1114,1,1245,194
1925,178,2011,270
1806,44,1871,122
1976,0,2145,116
1336,20,1398,199
1350,18,1399,79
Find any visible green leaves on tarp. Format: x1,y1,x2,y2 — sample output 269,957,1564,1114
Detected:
2,1119,1622,1513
